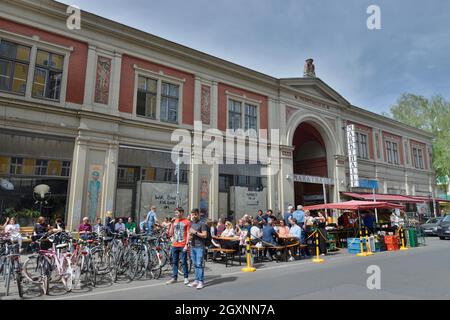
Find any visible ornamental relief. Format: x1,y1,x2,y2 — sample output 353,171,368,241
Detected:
201,85,211,125
94,56,112,105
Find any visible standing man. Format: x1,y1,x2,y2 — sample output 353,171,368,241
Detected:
166,208,191,285
283,206,294,227
293,205,305,228
187,208,207,290
145,205,158,235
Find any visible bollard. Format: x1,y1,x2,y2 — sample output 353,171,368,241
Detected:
312,231,325,263
400,227,409,251
356,229,368,257
242,235,256,272
365,228,374,256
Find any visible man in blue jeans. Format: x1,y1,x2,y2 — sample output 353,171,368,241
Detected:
187,208,208,290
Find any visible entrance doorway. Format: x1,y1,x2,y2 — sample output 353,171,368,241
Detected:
293,123,329,206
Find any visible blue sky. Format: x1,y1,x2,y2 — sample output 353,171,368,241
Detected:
60,0,450,114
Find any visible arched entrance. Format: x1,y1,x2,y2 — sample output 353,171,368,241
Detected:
292,122,330,206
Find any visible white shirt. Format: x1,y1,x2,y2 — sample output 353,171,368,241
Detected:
250,226,262,240
221,228,235,237
5,224,21,238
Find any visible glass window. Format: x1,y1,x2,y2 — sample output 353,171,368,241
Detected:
136,76,157,119
10,157,23,175
160,82,179,123
356,132,369,159
0,40,30,95
61,161,71,177
35,159,48,176
228,99,242,130
32,50,64,100
386,141,399,164
245,104,258,131
413,147,424,169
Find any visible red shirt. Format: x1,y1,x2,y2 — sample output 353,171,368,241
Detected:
78,223,92,233
171,218,191,248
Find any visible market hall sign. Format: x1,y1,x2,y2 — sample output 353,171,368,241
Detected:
292,174,334,185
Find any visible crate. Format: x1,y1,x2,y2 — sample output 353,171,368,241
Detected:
347,238,366,254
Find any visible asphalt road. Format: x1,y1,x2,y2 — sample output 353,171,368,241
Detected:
3,237,450,300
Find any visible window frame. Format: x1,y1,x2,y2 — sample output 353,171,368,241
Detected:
61,161,71,177
32,49,64,101
35,159,49,176
9,157,23,175
386,140,400,165
0,29,72,106
0,39,31,96
133,64,184,126
355,131,369,160
226,92,260,134
412,147,424,169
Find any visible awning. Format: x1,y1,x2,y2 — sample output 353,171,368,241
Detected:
303,200,405,211
342,192,423,203
410,196,450,203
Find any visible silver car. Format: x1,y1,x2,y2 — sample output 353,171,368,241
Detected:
421,217,443,236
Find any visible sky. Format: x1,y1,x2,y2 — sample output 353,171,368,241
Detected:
59,0,450,115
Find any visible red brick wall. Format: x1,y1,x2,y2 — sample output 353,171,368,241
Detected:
119,54,195,125
0,18,88,104
217,83,268,132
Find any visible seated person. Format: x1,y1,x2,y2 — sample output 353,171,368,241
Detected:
93,218,104,235
114,218,126,233
262,220,280,260
125,216,136,234
250,220,262,245
276,220,290,237
78,217,93,240
4,217,23,252
33,216,49,241
219,221,238,250
53,217,66,232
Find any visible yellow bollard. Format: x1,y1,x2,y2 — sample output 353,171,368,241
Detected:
357,229,368,257
399,227,409,251
242,235,256,272
365,228,374,256
312,231,325,263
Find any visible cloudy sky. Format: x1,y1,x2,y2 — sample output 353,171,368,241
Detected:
60,0,450,114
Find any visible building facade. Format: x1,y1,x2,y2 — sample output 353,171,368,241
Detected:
0,0,436,230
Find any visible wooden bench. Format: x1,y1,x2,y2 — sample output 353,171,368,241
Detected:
208,248,241,267
20,227,34,244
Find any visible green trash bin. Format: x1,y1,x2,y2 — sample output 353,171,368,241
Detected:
407,228,418,247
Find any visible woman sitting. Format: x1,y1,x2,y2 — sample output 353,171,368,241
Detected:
3,217,23,253
276,220,290,237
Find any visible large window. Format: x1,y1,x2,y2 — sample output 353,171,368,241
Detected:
137,76,157,119
61,161,71,177
228,99,258,131
35,159,48,176
9,157,23,175
412,147,424,169
160,82,179,123
136,76,180,123
386,141,400,165
355,132,369,159
32,50,64,100
0,40,30,95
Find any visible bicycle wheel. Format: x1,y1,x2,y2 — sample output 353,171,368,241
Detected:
14,259,23,298
124,249,138,280
92,247,109,274
148,248,162,279
5,258,11,296
133,249,148,280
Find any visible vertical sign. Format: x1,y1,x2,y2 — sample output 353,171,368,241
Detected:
347,125,359,187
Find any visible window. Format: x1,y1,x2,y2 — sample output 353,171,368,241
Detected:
0,40,30,95
355,132,369,159
228,99,242,130
32,50,64,100
160,82,179,123
136,76,157,119
35,159,48,176
61,161,71,177
10,157,23,175
412,147,424,169
386,141,399,165
245,104,258,131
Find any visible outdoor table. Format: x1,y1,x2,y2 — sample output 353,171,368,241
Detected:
210,236,241,267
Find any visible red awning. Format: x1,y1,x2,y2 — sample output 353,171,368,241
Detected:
342,192,423,203
410,196,450,203
303,200,405,211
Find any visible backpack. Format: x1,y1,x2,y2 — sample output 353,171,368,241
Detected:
205,225,213,247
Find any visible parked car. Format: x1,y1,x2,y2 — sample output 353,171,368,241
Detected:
420,217,443,236
437,215,450,240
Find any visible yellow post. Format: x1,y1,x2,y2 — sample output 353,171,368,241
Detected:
356,229,368,257
242,235,256,272
365,228,374,256
312,230,325,263
400,227,409,251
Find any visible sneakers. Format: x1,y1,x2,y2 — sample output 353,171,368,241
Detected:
188,280,199,288
288,256,295,262
184,278,190,285
166,278,177,285
196,281,204,290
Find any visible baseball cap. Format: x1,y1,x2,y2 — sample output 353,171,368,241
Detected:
287,205,293,211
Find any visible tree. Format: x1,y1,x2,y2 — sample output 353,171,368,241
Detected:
383,93,450,178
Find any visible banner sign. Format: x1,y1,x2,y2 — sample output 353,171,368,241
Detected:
346,124,359,187
358,179,379,189
292,174,334,185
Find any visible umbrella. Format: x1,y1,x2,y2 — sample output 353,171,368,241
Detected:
303,200,404,211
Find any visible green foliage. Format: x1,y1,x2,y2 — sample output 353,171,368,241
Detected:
384,93,450,177
3,208,41,219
